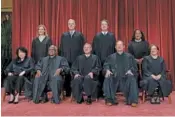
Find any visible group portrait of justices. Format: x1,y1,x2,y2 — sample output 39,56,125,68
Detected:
3,19,172,106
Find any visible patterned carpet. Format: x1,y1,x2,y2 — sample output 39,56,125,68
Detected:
1,91,175,116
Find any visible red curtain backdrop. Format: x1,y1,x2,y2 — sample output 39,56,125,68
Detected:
12,0,175,89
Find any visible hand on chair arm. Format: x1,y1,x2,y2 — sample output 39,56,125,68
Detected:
35,70,41,78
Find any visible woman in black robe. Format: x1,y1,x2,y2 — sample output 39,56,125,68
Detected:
31,24,52,64
5,47,34,104
128,29,149,87
140,44,172,104
128,29,149,61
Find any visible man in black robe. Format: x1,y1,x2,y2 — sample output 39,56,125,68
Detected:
32,45,69,104
59,19,86,96
31,25,52,64
92,19,116,97
140,45,172,104
103,40,138,107
71,43,101,104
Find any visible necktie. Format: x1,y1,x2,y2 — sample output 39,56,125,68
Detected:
70,31,74,37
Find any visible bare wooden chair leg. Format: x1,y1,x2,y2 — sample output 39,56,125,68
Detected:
70,93,73,102
95,98,98,102
2,88,6,102
60,90,64,101
168,94,172,104
142,90,145,104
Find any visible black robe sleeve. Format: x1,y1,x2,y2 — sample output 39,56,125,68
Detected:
129,55,138,77
35,59,43,71
92,35,97,54
142,57,152,77
24,58,35,74
102,56,112,75
31,39,35,59
5,59,15,74
145,41,150,56
160,59,166,79
128,42,134,55
59,34,64,56
60,57,70,74
71,57,80,76
91,57,101,76
112,35,116,53
46,37,52,51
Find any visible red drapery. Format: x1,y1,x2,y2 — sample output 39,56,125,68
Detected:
12,0,175,89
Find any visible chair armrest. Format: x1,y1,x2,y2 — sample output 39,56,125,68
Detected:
166,70,172,81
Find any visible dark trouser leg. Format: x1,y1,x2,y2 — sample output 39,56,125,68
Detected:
103,76,117,104
83,75,98,98
98,72,104,98
6,76,17,94
71,77,83,102
146,78,159,96
24,78,33,100
33,77,46,103
64,74,71,96
49,76,63,104
15,76,24,93
123,75,138,104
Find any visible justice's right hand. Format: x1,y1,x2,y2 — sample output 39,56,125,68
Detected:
8,72,13,76
35,70,41,78
105,70,113,78
74,74,81,78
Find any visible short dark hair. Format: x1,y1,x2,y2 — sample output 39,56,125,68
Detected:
131,29,145,41
101,19,109,25
16,47,28,59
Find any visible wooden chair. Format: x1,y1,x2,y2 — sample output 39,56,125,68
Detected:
142,70,172,104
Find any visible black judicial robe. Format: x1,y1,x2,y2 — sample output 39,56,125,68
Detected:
59,31,86,64
32,56,69,103
128,40,149,59
31,36,52,64
71,54,101,101
5,57,34,75
4,57,34,93
92,32,116,63
140,56,172,97
71,54,101,80
103,52,138,104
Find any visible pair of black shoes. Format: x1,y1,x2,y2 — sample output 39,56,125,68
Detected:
8,98,18,104
77,96,92,105
150,96,160,104
150,88,161,104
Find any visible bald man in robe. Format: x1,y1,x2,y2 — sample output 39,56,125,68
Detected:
59,19,86,96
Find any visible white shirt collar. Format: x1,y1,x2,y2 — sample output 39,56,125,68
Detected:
69,30,75,34
38,35,45,42
135,39,142,42
102,31,108,35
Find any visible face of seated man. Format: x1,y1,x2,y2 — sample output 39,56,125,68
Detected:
83,43,92,55
48,46,57,57
115,41,125,53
